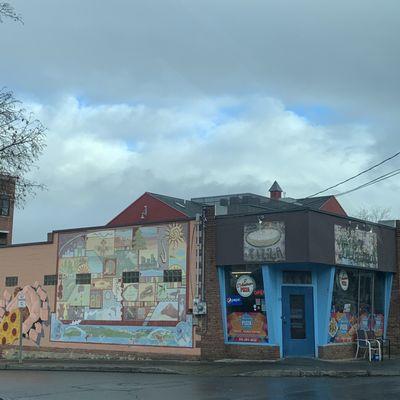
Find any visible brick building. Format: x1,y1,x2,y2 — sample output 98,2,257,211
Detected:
0,192,204,359
198,183,397,360
0,182,398,360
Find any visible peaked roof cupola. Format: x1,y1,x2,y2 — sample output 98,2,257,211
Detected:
269,180,283,200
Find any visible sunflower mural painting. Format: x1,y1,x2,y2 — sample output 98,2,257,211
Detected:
51,222,193,347
0,284,49,345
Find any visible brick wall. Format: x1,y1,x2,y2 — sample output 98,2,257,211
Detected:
386,221,400,354
199,206,226,360
318,344,355,359
1,345,200,361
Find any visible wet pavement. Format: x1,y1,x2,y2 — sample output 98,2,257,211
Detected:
0,371,400,399
2,357,400,377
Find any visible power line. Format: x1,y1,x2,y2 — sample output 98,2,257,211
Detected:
335,168,400,197
307,150,400,198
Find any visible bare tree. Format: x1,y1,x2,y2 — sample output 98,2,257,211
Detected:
354,206,392,223
0,3,45,205
0,89,46,205
0,2,22,23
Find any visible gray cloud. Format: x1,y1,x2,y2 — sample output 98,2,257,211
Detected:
1,0,399,242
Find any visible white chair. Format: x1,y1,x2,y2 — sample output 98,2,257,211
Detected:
355,329,381,361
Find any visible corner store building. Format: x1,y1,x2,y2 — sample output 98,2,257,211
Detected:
0,180,399,360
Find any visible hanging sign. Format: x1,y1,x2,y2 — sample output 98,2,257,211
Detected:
244,221,285,262
334,225,378,269
236,275,255,297
338,269,349,291
338,270,349,291
17,292,26,309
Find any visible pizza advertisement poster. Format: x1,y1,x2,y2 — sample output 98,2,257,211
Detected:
227,312,268,343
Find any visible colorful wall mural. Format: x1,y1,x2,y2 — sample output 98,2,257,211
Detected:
244,221,285,262
0,284,49,345
51,223,193,347
334,225,378,269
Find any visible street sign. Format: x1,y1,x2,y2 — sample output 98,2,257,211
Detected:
17,292,25,364
17,292,26,308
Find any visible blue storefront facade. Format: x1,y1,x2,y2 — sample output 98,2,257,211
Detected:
212,207,396,359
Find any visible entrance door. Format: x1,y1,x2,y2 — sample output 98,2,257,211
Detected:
282,286,315,357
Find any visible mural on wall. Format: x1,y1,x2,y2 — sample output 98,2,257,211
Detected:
334,225,378,269
50,314,193,347
244,221,285,262
51,223,193,347
0,284,49,345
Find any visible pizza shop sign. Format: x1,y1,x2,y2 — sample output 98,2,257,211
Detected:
236,275,256,297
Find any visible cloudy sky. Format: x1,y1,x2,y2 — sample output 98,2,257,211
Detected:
1,0,400,243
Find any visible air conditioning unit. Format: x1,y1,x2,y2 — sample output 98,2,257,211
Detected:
193,298,207,315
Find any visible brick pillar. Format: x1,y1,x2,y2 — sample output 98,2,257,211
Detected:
387,221,400,353
200,206,227,360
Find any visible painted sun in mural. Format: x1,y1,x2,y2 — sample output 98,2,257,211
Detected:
165,223,184,249
77,263,90,274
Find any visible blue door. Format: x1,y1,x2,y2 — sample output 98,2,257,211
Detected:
282,286,315,357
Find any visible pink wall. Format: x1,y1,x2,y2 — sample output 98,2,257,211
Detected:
0,225,201,358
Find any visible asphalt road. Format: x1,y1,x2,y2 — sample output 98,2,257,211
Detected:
0,371,400,400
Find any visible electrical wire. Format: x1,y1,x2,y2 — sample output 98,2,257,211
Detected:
335,168,400,197
307,150,400,198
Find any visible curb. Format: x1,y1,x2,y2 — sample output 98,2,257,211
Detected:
236,369,400,378
0,364,183,375
236,369,369,378
1,363,400,378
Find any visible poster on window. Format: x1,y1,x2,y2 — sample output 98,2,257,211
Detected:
328,311,358,343
244,221,285,262
334,225,378,269
227,312,268,343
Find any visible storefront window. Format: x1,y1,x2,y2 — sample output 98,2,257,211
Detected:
224,266,268,343
329,269,359,343
372,272,385,337
358,272,373,331
329,268,387,343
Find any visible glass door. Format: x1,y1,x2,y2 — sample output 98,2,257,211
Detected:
282,286,315,357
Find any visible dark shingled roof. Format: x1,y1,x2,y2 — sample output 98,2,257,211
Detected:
191,193,337,216
296,196,332,209
149,192,204,218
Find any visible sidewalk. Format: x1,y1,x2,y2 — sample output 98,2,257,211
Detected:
1,357,400,377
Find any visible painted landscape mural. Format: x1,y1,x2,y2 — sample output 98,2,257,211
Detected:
50,223,193,347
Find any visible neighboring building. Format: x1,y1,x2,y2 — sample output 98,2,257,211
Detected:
0,182,398,361
0,192,204,359
0,175,16,247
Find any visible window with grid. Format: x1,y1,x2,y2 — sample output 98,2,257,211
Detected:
5,276,18,287
0,232,7,247
44,274,57,286
0,196,10,216
163,269,182,283
76,273,91,285
122,271,139,283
